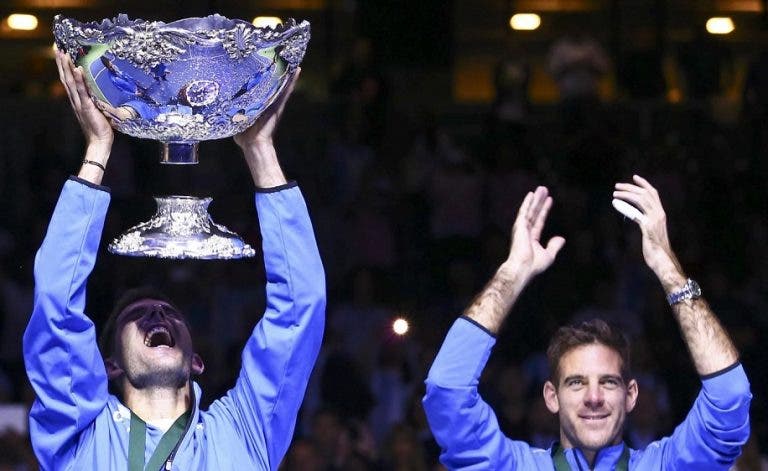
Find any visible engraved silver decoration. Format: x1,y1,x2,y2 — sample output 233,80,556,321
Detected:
108,196,256,259
54,13,309,259
53,13,310,164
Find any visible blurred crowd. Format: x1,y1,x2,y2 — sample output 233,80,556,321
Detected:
0,34,766,470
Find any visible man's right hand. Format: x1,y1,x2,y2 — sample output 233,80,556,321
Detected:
55,49,114,150
465,186,564,334
505,186,566,283
56,49,115,183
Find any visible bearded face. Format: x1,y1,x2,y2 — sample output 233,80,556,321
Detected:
108,299,200,391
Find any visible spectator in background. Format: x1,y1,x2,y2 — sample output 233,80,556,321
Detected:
548,33,609,133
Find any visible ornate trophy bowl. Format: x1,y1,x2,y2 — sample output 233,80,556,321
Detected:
54,13,309,259
54,13,309,164
108,195,256,259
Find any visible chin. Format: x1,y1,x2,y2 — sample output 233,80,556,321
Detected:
576,432,620,451
130,368,189,389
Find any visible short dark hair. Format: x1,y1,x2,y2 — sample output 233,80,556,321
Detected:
98,286,180,358
546,319,631,385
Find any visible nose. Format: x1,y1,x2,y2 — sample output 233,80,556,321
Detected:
584,384,605,409
146,304,168,321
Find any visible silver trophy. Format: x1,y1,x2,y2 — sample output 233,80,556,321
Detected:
54,13,309,258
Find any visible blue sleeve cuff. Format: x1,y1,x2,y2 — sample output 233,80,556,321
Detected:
427,317,497,386
701,363,751,406
68,175,111,193
459,315,497,338
254,180,298,193
700,361,740,380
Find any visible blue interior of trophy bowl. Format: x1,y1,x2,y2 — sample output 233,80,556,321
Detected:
53,14,310,145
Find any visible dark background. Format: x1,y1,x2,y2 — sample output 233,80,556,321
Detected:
0,1,766,469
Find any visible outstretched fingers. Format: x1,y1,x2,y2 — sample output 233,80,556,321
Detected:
56,50,80,110
72,67,96,113
526,186,548,220
514,191,535,228
268,67,301,122
531,196,553,241
613,175,664,222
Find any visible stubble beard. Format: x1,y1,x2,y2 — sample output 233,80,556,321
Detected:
126,356,190,390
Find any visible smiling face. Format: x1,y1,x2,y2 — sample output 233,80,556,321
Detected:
543,343,638,456
107,298,202,391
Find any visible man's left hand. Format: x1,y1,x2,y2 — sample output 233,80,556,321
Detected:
613,175,685,288
233,68,301,152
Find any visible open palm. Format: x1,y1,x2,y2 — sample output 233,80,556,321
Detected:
507,186,565,279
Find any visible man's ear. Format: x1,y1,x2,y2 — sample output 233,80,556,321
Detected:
191,353,205,375
625,378,639,413
104,357,124,381
543,380,560,414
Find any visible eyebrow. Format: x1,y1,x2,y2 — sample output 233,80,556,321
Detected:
562,375,586,384
561,374,625,384
117,302,180,320
600,374,625,384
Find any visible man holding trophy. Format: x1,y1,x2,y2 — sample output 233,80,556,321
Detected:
23,31,325,471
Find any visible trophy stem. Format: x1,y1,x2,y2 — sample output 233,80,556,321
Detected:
161,142,199,164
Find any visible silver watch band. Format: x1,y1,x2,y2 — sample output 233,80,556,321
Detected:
666,279,702,305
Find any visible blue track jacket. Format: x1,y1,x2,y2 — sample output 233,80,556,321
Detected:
424,317,752,470
23,177,326,470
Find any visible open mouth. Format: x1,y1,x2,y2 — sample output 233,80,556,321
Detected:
144,325,175,348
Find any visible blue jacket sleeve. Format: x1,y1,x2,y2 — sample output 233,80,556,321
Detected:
657,363,751,470
22,177,111,471
423,317,524,470
215,184,326,470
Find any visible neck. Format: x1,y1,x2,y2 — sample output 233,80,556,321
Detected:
582,449,597,468
123,383,192,432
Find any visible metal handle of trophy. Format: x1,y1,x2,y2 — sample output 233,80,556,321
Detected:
161,143,200,164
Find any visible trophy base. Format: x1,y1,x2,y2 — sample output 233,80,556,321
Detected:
161,142,199,164
108,195,256,259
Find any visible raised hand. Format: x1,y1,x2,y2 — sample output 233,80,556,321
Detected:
55,49,114,149
613,175,684,289
465,187,565,333
507,186,566,281
233,68,301,151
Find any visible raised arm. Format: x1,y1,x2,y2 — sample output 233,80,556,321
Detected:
212,70,326,469
22,50,115,470
613,175,738,374
613,175,750,467
424,187,564,468
466,186,565,333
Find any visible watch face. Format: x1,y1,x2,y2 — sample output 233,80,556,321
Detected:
689,280,702,297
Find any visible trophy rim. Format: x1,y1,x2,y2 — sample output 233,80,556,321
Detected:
52,12,310,147
53,13,309,41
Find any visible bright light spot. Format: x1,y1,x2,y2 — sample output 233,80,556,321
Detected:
667,88,682,104
509,13,541,31
392,318,409,336
252,16,282,28
7,14,39,31
706,17,735,35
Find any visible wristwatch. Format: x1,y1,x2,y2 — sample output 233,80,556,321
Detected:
666,279,702,305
